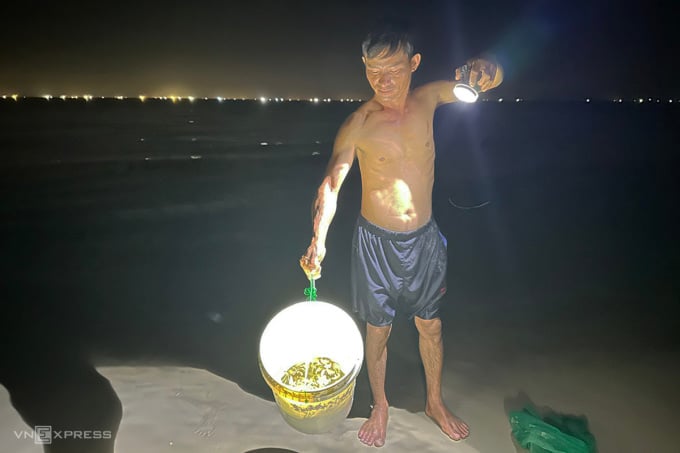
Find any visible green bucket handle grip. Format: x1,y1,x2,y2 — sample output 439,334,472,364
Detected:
304,278,317,301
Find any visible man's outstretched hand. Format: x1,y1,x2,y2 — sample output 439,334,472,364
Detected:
300,242,325,281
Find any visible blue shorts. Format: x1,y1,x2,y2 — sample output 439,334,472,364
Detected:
351,215,448,327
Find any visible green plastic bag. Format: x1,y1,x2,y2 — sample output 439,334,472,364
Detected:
509,406,597,453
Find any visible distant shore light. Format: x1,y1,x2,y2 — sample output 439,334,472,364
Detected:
14,95,672,104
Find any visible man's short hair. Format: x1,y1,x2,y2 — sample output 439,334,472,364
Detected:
361,28,415,60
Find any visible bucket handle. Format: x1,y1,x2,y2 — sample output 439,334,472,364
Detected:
303,278,317,301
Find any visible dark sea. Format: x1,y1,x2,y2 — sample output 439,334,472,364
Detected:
1,98,678,452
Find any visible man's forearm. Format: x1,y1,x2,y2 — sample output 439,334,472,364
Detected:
311,176,338,247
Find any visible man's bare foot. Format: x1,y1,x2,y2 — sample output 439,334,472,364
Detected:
358,403,388,447
425,401,469,441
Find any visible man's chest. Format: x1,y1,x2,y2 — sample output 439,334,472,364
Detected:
355,109,434,165
361,107,432,141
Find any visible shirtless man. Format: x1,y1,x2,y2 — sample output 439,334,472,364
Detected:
300,29,503,447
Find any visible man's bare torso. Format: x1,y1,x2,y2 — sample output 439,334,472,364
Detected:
354,89,437,231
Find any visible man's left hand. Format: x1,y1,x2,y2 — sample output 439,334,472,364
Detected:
457,57,503,92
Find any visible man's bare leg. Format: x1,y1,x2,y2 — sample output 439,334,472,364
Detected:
358,323,391,447
414,316,470,441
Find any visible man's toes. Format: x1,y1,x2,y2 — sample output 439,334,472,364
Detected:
358,428,376,446
360,429,384,447
448,430,461,441
443,420,469,441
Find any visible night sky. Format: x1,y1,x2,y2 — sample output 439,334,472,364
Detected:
1,0,676,100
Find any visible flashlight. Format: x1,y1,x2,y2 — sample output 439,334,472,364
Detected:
453,63,480,103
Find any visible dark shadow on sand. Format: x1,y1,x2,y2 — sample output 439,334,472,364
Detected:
0,321,122,453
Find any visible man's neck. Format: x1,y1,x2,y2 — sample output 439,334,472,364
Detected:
376,93,409,112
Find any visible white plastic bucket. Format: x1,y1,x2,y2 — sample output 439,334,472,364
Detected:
259,301,363,433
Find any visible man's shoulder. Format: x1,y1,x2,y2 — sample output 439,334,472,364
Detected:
354,99,382,116
341,101,379,130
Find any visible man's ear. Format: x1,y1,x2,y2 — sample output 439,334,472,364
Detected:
362,56,366,66
410,53,422,72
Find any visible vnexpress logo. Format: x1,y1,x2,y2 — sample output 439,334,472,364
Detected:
34,426,52,445
13,425,112,443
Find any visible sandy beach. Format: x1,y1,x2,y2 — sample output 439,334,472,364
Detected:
2,353,678,453
2,366,483,452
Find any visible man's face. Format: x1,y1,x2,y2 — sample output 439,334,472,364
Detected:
363,49,420,104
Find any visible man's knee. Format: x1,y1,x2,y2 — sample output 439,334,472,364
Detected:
364,323,392,355
414,316,442,338
366,322,391,340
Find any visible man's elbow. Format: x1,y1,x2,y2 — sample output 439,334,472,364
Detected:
318,176,339,198
328,163,351,192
